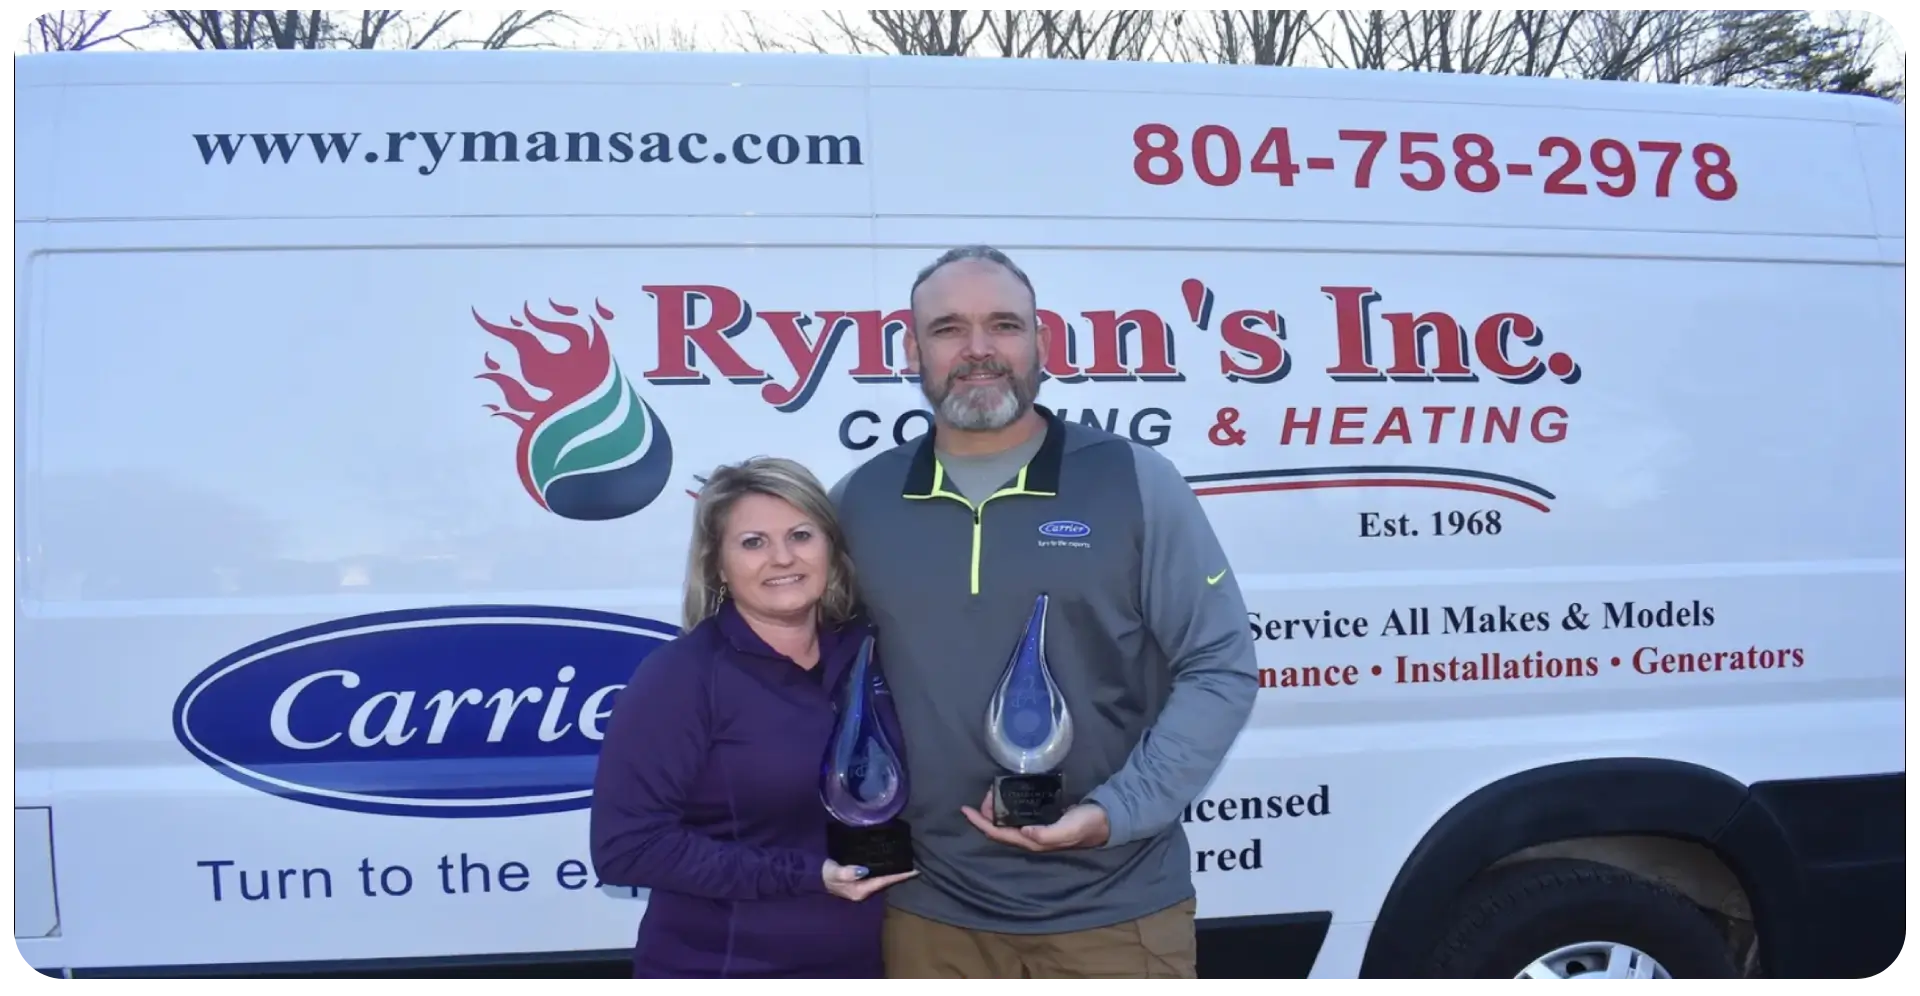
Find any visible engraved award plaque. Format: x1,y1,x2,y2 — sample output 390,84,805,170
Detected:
819,632,915,877
984,592,1074,828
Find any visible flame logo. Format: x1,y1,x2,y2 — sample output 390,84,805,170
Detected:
473,299,674,521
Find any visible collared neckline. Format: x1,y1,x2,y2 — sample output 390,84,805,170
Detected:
714,597,867,691
903,403,1065,499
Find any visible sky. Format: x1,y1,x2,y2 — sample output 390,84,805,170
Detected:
18,7,1909,82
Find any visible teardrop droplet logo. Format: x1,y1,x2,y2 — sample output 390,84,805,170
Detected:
819,632,916,876
987,593,1074,767
473,299,674,521
820,633,910,825
983,593,1074,827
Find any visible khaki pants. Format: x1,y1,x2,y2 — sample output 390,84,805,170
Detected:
882,898,1198,979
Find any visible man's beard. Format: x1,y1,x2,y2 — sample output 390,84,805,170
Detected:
924,351,1042,431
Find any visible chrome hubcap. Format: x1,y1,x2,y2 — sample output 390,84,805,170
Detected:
1517,942,1671,979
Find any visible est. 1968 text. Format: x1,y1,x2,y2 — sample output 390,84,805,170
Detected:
1360,510,1505,538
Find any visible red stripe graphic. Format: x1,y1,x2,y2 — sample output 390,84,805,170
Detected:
1192,476,1550,513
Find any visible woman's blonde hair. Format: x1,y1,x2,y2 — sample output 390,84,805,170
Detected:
681,456,860,633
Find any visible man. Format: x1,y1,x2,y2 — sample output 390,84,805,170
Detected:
829,245,1260,978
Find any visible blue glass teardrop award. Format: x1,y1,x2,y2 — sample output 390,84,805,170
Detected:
984,593,1074,827
819,632,915,877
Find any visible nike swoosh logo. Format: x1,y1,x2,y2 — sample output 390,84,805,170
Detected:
1207,569,1228,585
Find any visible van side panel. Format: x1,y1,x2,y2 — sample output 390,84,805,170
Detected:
19,237,1903,972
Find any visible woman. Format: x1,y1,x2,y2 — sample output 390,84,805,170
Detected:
589,456,916,979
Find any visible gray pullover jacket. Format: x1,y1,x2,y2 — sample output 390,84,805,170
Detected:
830,406,1260,933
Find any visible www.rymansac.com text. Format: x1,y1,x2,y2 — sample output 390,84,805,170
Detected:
193,128,866,175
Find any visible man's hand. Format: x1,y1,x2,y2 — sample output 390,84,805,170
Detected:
961,790,1111,851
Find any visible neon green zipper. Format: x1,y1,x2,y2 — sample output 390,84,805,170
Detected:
906,462,1049,595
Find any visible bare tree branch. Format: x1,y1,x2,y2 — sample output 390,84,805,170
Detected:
458,10,574,51
983,10,1039,59
47,7,1904,104
743,9,1170,62
1828,10,1906,100
143,10,575,51
761,10,979,57
341,10,461,51
981,10,1164,61
724,12,797,54
1317,10,1393,70
863,10,990,57
594,16,704,53
1172,10,1322,66
26,10,152,51
1378,10,1534,76
781,10,889,55
1510,9,1586,78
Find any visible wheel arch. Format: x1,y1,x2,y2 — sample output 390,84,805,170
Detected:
1356,756,1805,978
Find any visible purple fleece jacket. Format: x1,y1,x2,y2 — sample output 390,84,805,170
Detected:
589,599,896,978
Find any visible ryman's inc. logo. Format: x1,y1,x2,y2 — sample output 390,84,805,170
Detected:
171,605,676,818
473,298,674,521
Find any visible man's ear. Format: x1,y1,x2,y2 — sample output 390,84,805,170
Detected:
1033,313,1052,367
903,325,921,376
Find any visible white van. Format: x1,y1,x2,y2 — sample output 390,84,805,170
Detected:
11,49,1904,980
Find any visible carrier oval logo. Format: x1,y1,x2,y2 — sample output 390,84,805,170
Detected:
171,605,677,819
1038,520,1091,539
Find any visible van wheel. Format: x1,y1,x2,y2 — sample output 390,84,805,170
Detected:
1426,857,1739,979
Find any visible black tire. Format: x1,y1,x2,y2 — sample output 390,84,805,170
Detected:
1426,857,1740,979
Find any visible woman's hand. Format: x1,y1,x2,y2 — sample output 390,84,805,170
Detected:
821,860,918,902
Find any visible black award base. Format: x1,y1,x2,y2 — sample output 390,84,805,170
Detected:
991,772,1065,828
826,818,916,878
